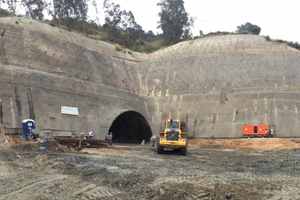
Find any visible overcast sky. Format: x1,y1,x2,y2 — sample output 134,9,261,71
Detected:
95,0,300,43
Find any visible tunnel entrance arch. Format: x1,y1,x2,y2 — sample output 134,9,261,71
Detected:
108,111,152,143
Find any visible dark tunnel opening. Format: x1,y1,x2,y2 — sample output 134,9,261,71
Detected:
109,111,152,143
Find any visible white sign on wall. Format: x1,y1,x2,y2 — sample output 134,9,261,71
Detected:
61,106,79,116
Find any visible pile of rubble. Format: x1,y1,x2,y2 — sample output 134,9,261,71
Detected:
0,131,15,148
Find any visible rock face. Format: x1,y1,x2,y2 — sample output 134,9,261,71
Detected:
0,17,300,141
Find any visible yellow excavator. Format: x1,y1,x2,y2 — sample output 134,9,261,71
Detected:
154,119,187,156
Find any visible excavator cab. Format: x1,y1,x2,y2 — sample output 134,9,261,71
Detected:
167,119,179,129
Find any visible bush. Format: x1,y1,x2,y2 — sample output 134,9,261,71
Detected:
114,44,122,51
49,23,55,27
15,21,19,24
238,30,250,34
276,39,284,43
136,39,145,45
264,36,270,41
269,38,300,50
85,35,100,41
0,9,13,17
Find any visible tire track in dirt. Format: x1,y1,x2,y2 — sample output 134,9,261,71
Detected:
0,162,10,176
144,171,214,199
143,175,212,200
73,184,122,199
1,175,68,200
73,184,97,196
52,179,83,199
149,171,212,186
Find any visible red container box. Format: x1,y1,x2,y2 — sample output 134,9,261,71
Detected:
243,125,269,137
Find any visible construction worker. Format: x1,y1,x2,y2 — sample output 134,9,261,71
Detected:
107,132,113,146
88,131,94,139
71,133,76,139
106,132,109,145
270,129,273,137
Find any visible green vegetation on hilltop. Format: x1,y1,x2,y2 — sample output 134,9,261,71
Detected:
0,0,299,53
236,22,261,35
0,0,188,53
0,8,13,17
41,13,164,53
265,36,300,50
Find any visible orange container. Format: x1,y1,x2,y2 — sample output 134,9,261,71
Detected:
243,125,269,137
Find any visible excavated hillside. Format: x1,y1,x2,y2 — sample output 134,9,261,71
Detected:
1,17,300,140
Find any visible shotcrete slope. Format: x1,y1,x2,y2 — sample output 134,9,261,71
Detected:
142,35,300,138
1,17,300,139
0,17,151,140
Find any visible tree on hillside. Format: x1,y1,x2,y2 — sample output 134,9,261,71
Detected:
45,0,96,29
122,11,144,41
236,22,261,35
182,16,196,40
157,0,193,45
21,0,46,20
6,0,18,15
103,0,143,41
103,0,123,40
0,0,6,9
75,0,91,34
46,0,76,26
0,8,14,17
45,0,57,25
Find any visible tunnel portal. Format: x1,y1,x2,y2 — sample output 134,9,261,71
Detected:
109,111,152,143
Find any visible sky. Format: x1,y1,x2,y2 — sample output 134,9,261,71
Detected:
95,0,300,43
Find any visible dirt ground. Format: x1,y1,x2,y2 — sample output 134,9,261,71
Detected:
1,137,300,200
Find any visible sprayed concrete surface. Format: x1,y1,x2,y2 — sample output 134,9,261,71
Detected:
1,138,300,199
0,17,300,140
2,16,300,200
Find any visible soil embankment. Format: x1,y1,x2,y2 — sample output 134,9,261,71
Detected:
189,138,300,151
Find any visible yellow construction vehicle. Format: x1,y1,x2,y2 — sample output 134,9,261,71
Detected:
154,119,187,155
